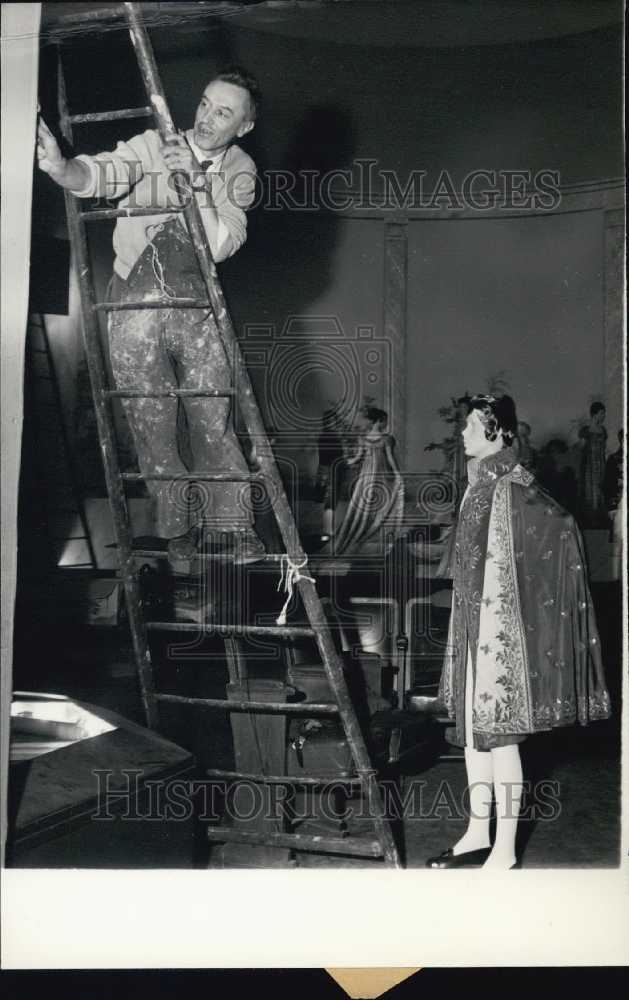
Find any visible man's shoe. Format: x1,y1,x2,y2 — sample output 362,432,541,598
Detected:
166,528,203,575
425,846,491,869
167,528,199,563
232,529,267,564
194,528,267,565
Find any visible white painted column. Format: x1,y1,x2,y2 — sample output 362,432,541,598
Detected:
1,2,42,867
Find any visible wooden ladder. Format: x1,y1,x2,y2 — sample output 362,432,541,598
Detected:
54,1,401,868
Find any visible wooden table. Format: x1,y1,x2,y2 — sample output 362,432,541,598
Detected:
7,696,199,868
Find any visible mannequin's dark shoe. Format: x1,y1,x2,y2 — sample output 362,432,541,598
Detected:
425,846,491,869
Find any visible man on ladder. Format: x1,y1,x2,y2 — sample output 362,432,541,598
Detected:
37,66,266,566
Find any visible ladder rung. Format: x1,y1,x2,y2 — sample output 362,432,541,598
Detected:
121,472,257,483
46,3,192,31
132,548,284,562
205,827,384,859
106,388,235,399
69,107,153,124
93,298,210,311
46,4,127,28
206,768,361,786
154,693,336,715
148,623,315,638
81,206,184,222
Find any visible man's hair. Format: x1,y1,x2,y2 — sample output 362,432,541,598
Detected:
213,65,261,121
590,400,605,418
469,393,518,445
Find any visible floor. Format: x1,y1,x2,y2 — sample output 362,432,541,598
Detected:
10,578,621,870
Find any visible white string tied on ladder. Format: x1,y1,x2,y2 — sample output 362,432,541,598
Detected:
276,554,315,626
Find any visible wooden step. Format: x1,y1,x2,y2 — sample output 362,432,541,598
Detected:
205,767,360,786
69,106,152,124
93,297,208,310
155,692,337,716
205,826,383,859
147,622,314,638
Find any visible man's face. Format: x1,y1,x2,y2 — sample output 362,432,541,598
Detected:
462,409,500,460
193,80,254,153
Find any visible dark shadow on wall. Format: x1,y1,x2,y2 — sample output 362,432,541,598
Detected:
157,20,360,506
221,104,357,494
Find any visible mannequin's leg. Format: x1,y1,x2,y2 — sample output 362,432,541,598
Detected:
452,746,493,854
452,648,492,854
483,744,523,869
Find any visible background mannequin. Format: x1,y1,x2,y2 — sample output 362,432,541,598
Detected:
330,406,404,556
578,401,608,525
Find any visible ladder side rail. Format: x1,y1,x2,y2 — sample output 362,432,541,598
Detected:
123,2,401,866
298,583,401,867
56,50,158,728
37,314,100,570
23,321,60,574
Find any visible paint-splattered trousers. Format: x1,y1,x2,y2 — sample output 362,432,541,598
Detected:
108,220,252,539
